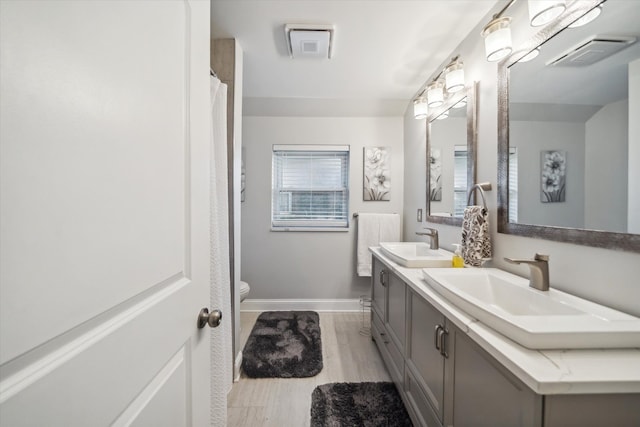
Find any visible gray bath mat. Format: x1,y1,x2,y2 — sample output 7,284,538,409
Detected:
311,382,413,426
241,311,322,378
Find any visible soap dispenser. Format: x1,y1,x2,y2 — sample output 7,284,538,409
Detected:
452,244,464,268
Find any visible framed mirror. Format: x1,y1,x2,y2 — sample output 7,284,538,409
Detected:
498,0,640,252
427,82,477,226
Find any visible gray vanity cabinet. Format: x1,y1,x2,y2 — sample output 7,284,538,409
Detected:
405,290,446,425
371,254,640,427
445,321,542,427
370,257,405,386
372,255,541,427
371,257,386,317
405,288,541,427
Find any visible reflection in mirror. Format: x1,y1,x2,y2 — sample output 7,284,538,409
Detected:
427,83,477,226
498,0,640,251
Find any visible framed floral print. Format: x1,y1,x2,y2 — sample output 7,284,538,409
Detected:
363,147,390,201
541,150,566,203
429,148,442,202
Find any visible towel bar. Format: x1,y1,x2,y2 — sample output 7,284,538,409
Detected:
467,182,492,209
352,212,397,218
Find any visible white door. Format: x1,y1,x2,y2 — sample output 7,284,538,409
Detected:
0,1,219,425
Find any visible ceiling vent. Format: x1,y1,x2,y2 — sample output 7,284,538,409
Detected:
284,24,335,59
547,35,637,67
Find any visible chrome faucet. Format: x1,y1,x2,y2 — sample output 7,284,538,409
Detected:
504,253,550,291
416,228,439,250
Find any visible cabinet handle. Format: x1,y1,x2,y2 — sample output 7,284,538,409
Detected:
380,331,389,344
439,328,449,358
434,325,442,351
379,270,387,287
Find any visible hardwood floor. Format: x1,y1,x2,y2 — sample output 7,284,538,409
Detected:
227,311,391,426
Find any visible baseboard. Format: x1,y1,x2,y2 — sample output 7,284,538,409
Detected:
240,298,369,312
233,351,242,383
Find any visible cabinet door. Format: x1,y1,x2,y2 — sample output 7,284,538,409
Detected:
445,322,542,427
386,272,406,351
406,291,446,423
371,257,386,319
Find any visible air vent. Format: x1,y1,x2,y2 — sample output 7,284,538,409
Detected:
547,35,637,67
284,24,335,59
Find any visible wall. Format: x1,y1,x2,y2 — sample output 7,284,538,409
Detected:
403,2,640,317
629,59,640,233
510,120,585,228
585,99,628,232
242,116,403,303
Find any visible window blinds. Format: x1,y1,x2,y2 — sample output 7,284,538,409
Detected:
271,145,350,229
509,147,518,223
453,147,468,216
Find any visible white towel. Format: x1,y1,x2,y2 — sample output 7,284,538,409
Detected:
357,213,401,276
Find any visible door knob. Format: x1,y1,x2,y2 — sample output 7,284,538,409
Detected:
197,308,222,329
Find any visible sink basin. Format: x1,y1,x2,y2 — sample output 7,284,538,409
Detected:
422,268,640,349
379,242,451,268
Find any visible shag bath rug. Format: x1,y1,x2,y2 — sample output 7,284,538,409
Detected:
241,311,323,378
310,382,413,427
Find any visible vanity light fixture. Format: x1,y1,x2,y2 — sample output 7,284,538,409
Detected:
413,97,428,120
528,0,566,27
568,4,602,28
444,57,465,93
482,16,513,62
426,80,445,108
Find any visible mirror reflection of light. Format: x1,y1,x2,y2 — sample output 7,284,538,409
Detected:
436,110,449,120
528,0,567,27
517,47,540,63
568,4,603,28
452,99,467,109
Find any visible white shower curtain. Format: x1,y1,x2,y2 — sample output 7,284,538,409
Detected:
209,75,232,426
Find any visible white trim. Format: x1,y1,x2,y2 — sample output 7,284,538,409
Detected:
272,144,349,152
270,226,349,232
240,299,368,312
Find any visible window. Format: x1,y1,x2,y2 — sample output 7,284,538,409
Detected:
509,147,518,223
453,146,468,217
271,145,350,230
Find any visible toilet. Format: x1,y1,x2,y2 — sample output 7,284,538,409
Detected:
239,280,250,302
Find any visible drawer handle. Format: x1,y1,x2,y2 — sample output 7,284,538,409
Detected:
439,327,449,358
434,325,442,351
379,270,387,287
380,331,389,344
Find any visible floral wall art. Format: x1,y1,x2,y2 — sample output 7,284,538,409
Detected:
541,150,566,203
429,148,442,202
363,147,390,201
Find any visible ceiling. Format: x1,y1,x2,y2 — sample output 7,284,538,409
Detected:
210,0,498,116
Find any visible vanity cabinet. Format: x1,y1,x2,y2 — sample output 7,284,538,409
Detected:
405,290,446,424
371,253,639,427
371,257,406,386
404,288,540,427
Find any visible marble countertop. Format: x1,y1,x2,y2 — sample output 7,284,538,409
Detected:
370,247,640,395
